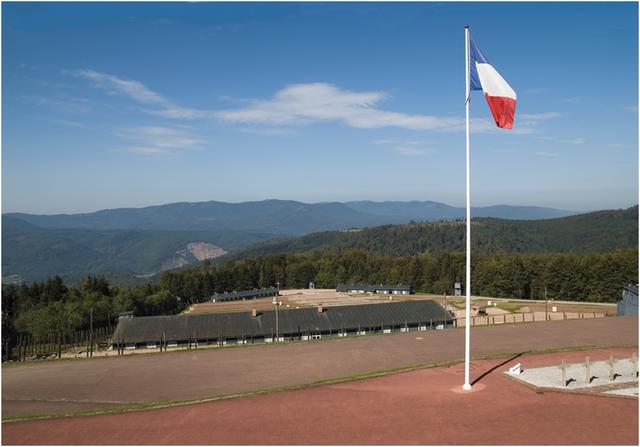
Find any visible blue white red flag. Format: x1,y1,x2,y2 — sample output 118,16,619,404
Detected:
469,35,517,129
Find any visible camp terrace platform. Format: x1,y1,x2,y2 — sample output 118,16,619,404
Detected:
112,300,453,349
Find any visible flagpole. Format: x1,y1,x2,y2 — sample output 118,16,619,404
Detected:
463,24,472,391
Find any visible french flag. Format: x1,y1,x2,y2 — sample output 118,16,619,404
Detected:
469,35,517,129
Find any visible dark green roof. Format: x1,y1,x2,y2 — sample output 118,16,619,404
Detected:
113,300,451,343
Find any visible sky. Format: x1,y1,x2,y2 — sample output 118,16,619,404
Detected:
2,1,638,214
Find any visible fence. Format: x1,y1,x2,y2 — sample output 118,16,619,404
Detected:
454,311,607,327
7,326,114,362
112,319,455,354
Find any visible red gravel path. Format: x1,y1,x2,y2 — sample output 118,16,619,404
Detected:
3,317,637,419
3,347,637,445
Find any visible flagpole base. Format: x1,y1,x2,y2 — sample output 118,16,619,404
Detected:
451,383,485,394
462,383,472,391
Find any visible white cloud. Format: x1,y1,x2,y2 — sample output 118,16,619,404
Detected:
47,118,86,128
518,112,563,125
533,151,559,157
72,69,209,119
539,135,585,145
215,83,462,131
23,95,90,113
561,97,581,103
392,147,430,156
116,126,202,155
374,139,431,156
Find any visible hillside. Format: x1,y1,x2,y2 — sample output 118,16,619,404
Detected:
2,216,274,283
222,206,638,261
2,200,616,284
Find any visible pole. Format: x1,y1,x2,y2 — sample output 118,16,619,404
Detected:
273,298,279,342
463,24,472,391
444,293,448,326
89,305,93,357
544,285,548,321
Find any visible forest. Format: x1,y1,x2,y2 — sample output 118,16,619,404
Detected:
3,248,637,359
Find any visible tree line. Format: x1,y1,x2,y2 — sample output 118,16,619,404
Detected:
2,249,636,360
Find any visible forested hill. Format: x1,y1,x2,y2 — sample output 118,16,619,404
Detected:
222,206,638,260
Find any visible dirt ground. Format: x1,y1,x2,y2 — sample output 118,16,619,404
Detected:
2,316,636,419
187,289,618,315
3,347,637,445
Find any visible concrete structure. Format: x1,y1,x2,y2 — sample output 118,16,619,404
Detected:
617,284,638,316
210,287,278,303
112,300,452,349
336,284,411,295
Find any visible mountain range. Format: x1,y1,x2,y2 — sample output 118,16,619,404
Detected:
6,199,574,234
3,199,615,284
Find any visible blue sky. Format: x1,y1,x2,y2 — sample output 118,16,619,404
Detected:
2,2,638,214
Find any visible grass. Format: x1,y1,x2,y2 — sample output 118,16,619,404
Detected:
494,302,524,313
4,342,636,423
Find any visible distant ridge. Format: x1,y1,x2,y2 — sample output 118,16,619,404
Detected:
6,199,625,284
5,199,575,235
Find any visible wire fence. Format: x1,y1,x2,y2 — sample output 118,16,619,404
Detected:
6,326,114,362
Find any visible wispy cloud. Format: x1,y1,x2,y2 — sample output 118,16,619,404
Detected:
115,126,203,156
71,69,210,119
539,135,585,145
23,95,90,113
47,118,86,128
215,83,462,131
491,148,516,153
533,151,559,157
561,97,581,103
374,139,431,156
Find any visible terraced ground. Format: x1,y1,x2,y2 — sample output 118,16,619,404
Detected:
3,346,638,445
186,288,618,315
2,316,636,420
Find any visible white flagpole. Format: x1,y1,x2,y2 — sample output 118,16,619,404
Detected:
463,24,472,391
